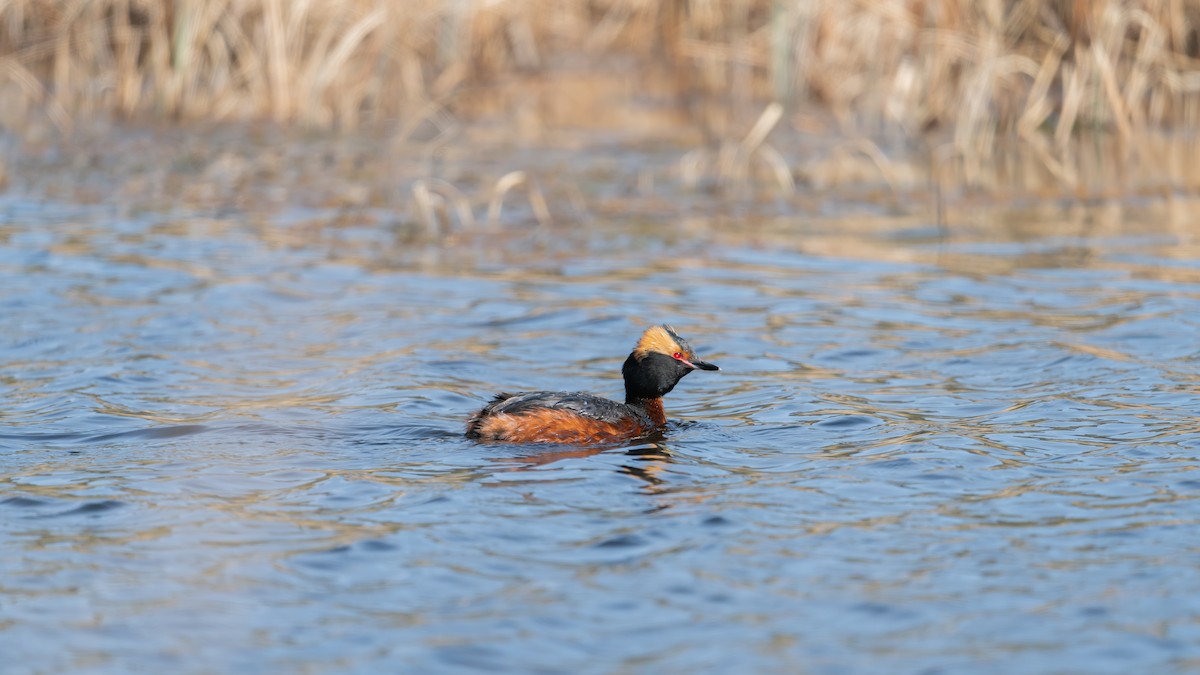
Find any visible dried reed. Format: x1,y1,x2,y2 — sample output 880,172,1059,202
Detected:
4,1,1200,185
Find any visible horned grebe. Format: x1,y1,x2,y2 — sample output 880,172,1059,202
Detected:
466,325,719,444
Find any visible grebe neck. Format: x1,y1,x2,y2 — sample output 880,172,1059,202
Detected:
626,396,666,426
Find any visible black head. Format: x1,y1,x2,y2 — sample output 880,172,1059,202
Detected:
622,325,719,400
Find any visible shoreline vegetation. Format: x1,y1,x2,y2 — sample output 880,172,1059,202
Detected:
4,1,1200,198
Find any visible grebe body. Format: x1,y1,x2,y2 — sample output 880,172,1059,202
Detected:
466,325,719,444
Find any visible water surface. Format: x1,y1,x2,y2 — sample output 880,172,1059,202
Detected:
3,177,1200,673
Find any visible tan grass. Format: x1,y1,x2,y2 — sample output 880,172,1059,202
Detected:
4,1,1200,187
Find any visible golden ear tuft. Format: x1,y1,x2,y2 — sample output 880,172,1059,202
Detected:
633,324,684,358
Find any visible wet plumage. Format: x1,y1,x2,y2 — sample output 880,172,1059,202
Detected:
466,325,719,444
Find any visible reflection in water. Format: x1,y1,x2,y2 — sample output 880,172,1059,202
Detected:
488,443,616,469
618,444,675,491
2,190,1200,673
487,441,675,492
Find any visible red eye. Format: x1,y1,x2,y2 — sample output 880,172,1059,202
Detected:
673,352,683,359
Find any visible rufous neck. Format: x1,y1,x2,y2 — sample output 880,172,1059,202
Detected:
627,396,666,426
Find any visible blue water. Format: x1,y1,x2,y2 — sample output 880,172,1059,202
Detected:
3,188,1200,673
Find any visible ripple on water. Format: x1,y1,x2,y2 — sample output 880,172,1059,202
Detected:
83,424,210,444
812,414,881,429
0,496,49,508
43,500,127,518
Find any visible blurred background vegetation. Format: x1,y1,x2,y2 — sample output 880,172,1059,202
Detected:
4,0,1200,200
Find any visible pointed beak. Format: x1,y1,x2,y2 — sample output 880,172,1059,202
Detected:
689,358,719,371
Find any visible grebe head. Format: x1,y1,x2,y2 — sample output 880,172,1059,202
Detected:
622,325,719,399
